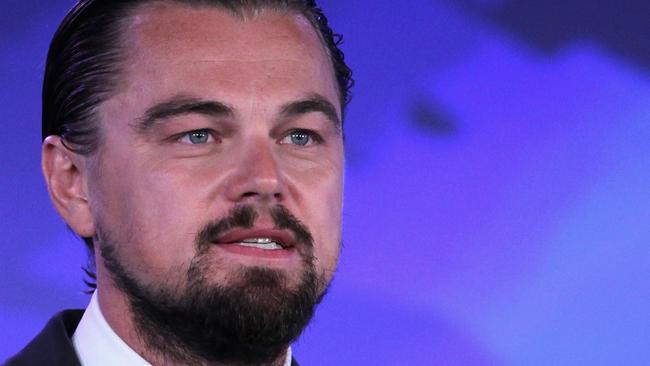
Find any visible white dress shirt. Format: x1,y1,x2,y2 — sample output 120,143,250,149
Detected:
72,292,292,366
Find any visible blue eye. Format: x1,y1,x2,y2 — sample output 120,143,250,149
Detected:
290,131,311,146
282,130,320,146
180,130,213,144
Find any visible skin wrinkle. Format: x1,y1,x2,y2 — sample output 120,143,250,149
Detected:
131,12,323,62
189,57,316,63
122,4,341,111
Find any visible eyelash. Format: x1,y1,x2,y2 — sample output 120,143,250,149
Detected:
176,129,216,145
280,129,324,146
173,128,323,146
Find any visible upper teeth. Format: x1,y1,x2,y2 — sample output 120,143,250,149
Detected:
241,238,273,244
236,238,283,250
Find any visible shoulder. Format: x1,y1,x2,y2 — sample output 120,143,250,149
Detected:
3,310,84,366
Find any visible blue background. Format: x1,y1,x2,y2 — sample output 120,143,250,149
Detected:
2,1,650,364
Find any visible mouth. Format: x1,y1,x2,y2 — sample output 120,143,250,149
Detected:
233,238,285,250
211,229,297,258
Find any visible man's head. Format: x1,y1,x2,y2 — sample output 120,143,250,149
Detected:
41,1,351,364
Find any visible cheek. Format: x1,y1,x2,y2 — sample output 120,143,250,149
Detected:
300,166,343,273
89,158,211,273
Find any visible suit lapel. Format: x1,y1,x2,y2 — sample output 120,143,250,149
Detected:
4,310,84,366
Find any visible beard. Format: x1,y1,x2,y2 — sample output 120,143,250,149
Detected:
98,205,328,365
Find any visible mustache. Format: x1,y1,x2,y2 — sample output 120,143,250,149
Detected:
195,205,314,250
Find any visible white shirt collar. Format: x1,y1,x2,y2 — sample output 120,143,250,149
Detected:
72,291,292,366
72,291,150,366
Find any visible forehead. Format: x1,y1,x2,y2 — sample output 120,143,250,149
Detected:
126,2,325,61
112,2,339,111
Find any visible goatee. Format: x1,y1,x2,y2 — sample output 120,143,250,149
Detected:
99,205,327,365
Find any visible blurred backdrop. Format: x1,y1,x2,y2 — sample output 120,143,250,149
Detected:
2,0,650,365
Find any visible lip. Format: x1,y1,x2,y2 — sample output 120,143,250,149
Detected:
214,228,295,249
215,243,297,259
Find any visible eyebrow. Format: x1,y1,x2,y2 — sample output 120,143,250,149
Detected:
279,94,341,133
134,93,341,133
135,96,234,133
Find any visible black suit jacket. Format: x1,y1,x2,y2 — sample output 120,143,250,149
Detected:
4,310,83,366
3,311,299,366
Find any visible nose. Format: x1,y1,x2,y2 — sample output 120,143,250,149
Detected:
224,138,287,205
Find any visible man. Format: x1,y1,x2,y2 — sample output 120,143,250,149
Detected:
4,0,352,365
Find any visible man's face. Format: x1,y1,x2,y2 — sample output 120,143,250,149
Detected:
86,2,343,321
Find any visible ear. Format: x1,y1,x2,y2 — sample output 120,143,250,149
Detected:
42,136,96,238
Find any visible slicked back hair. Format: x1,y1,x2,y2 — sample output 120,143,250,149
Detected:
42,0,353,265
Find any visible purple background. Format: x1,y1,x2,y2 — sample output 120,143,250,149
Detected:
3,1,650,364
